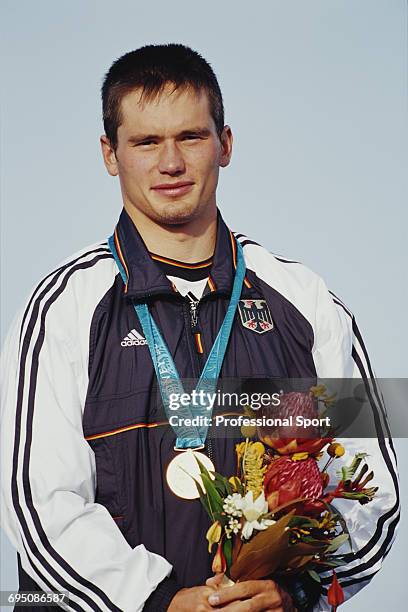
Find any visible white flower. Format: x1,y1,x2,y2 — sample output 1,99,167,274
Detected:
238,490,276,540
239,490,267,521
223,493,243,517
228,518,242,534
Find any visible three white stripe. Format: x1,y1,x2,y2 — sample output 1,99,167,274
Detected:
125,329,145,341
14,245,115,612
318,303,400,589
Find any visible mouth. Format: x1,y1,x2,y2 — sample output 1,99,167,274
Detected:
151,181,194,197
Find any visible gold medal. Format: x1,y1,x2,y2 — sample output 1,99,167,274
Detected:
166,449,215,500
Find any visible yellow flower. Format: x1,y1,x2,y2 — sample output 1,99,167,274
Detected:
328,442,345,458
323,393,337,407
236,441,247,467
310,384,327,397
291,452,309,461
236,441,247,454
318,512,337,531
228,476,242,492
251,442,266,456
242,441,267,500
206,521,222,552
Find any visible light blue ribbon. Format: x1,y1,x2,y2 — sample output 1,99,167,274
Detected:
108,233,246,449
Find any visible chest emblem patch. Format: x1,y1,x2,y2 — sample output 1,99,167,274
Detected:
238,299,274,334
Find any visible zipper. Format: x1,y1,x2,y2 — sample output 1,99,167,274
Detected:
186,292,199,328
207,438,215,463
182,297,215,464
182,301,201,377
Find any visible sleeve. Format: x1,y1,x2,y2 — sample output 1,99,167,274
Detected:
310,279,400,611
0,301,180,612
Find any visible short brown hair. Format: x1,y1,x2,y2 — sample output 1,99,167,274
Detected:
102,44,225,150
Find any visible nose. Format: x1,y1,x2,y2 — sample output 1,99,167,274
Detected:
158,141,185,176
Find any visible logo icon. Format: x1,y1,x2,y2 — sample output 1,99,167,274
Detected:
238,300,274,334
121,329,147,347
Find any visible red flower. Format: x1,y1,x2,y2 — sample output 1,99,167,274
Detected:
258,391,332,453
212,542,227,574
327,571,345,610
264,456,323,511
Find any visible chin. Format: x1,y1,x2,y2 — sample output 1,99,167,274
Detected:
150,200,204,226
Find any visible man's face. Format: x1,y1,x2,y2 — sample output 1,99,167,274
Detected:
101,84,232,226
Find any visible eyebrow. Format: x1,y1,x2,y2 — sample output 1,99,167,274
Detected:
127,128,212,143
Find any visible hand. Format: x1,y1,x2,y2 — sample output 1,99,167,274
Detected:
206,578,297,611
168,584,220,612
206,572,226,589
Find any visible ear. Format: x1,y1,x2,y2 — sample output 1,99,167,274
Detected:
219,125,233,168
100,135,119,176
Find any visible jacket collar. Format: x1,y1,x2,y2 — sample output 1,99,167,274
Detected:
112,207,252,300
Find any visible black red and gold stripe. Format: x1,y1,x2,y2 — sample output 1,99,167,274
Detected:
229,230,252,288
194,332,204,354
114,227,129,293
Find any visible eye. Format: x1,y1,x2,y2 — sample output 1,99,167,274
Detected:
182,134,201,141
136,140,156,146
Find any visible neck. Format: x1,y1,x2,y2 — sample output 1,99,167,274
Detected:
124,204,218,263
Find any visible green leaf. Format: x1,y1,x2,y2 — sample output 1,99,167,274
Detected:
195,455,214,479
229,476,244,495
307,570,321,583
201,473,223,515
317,559,346,568
188,457,226,521
213,511,228,526
325,534,349,553
337,453,368,482
224,479,233,496
289,516,320,529
326,503,353,553
213,473,230,496
194,479,211,517
223,537,233,571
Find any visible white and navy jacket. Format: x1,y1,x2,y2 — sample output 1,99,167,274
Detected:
0,208,399,611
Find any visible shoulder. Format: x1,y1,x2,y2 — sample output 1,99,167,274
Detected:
48,238,116,301
17,239,117,347
233,230,354,343
28,238,116,302
234,232,357,376
235,231,350,317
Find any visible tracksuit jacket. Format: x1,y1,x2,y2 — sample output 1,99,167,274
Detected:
0,208,399,611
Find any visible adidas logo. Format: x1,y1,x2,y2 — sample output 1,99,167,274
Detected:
121,329,147,347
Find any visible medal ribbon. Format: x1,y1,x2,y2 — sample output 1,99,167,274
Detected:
108,231,246,449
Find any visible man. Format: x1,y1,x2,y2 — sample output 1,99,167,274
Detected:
0,44,399,611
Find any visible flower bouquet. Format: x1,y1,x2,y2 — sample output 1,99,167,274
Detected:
193,389,378,611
